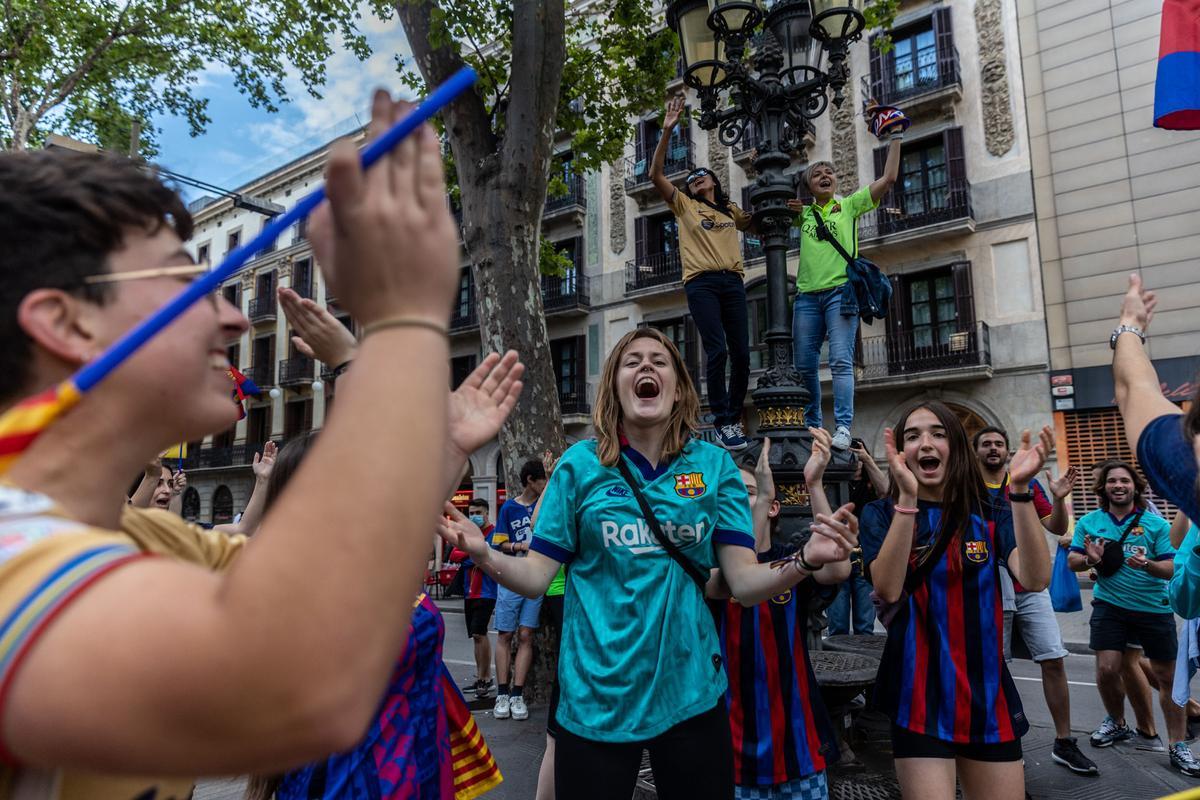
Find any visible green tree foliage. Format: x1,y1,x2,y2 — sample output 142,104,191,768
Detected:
0,0,370,154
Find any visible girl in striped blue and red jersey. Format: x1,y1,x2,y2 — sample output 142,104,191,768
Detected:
858,400,1052,800
711,429,851,800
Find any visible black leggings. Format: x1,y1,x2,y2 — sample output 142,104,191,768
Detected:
683,270,749,427
554,702,734,800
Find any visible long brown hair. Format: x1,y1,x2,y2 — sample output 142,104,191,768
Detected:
593,327,699,467
891,400,989,565
1091,459,1147,511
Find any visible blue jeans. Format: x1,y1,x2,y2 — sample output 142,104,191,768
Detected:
827,570,875,636
792,287,858,430
684,271,750,427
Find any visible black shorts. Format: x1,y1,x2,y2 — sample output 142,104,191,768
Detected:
464,598,495,638
1089,599,1177,661
544,593,564,629
891,725,1022,762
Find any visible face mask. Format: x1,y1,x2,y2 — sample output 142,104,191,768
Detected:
470,514,485,527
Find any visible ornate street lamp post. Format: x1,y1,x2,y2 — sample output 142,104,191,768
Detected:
668,0,866,544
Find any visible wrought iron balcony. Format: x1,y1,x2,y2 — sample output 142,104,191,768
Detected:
243,362,274,388
247,293,277,323
858,176,974,243
624,138,694,195
278,356,315,387
742,227,802,263
544,173,587,221
449,304,478,332
192,444,252,469
558,387,590,417
859,321,991,385
542,272,590,314
625,252,682,294
865,44,962,111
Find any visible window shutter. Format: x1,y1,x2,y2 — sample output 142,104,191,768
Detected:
932,7,955,84
951,261,976,331
886,274,907,343
635,216,648,262
304,399,313,432
945,126,967,191
868,33,885,103
635,119,647,162
572,235,584,270
574,335,587,400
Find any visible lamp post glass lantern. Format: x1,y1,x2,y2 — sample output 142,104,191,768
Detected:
666,0,866,545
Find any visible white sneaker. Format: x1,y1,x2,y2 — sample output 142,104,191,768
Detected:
493,694,510,719
831,426,852,451
510,695,529,721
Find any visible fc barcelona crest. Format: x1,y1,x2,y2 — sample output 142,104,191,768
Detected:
674,472,707,498
964,539,990,564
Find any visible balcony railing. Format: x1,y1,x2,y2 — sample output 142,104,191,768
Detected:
625,251,682,293
544,173,587,218
243,362,274,388
291,277,313,299
859,321,991,382
733,124,761,159
742,227,802,262
624,138,694,192
559,388,590,416
858,176,973,240
868,44,962,107
450,304,478,332
278,356,315,387
191,444,253,469
542,272,590,313
247,294,277,323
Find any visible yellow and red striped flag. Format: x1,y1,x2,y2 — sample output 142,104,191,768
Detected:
441,666,502,799
0,382,82,474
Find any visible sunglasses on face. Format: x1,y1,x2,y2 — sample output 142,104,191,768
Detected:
686,169,711,185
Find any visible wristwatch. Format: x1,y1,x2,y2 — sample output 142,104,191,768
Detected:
1109,324,1145,350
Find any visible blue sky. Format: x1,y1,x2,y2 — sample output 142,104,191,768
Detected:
154,4,415,199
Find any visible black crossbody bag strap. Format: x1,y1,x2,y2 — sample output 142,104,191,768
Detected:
810,206,857,268
615,458,710,593
1116,510,1144,550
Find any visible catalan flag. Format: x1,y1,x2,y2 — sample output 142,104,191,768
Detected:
442,665,503,799
1155,0,1200,129
0,382,82,474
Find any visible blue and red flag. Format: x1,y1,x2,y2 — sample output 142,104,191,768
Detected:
1155,0,1200,129
228,366,261,420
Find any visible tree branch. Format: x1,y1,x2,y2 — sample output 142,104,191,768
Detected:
393,0,496,172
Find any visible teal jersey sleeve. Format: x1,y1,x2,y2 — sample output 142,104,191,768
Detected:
529,442,585,564
1171,525,1200,618
1149,514,1177,561
844,184,879,219
711,449,754,549
1069,514,1094,552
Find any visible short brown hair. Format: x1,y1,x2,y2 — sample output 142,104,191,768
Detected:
593,327,699,467
1091,459,1147,510
0,149,192,405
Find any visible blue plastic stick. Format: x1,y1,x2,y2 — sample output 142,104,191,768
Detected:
73,66,477,393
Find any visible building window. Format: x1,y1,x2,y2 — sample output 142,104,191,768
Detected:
292,257,313,299
454,268,474,321
885,262,977,374
246,405,271,448
181,487,200,523
226,343,240,370
871,128,969,234
550,336,587,413
646,318,701,395
197,242,211,266
635,212,679,259
226,229,241,255
868,7,958,105
222,283,240,310
892,22,938,95
283,399,313,441
451,354,478,389
255,270,275,298
212,485,234,526
259,217,276,254
632,113,691,181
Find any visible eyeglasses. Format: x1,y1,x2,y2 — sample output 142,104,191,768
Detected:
685,169,711,185
81,264,224,308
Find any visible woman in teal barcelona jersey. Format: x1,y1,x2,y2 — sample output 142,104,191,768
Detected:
438,327,857,800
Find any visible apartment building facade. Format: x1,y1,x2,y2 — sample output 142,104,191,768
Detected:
181,0,1050,522
1016,0,1200,515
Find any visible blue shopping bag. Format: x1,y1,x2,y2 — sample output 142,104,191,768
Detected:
1049,545,1082,612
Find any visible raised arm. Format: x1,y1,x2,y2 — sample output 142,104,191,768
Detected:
214,443,276,537
803,429,851,585
751,438,776,553
851,440,890,499
1114,274,1179,450
1003,428,1054,592
167,470,185,515
5,93,466,774
439,502,559,598
869,428,920,603
129,460,160,508
719,504,858,605
649,96,685,204
869,135,902,204
1042,465,1077,537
